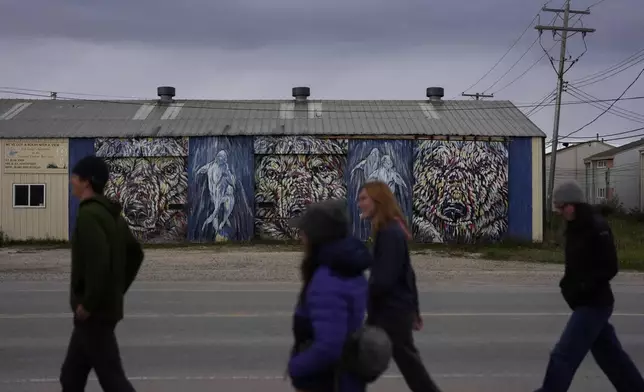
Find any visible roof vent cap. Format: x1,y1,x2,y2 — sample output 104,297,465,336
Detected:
426,87,444,101
157,86,176,103
292,87,310,102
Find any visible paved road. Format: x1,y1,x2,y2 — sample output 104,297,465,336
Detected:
1,281,643,392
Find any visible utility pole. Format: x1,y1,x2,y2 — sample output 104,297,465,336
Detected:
461,92,494,100
536,0,595,219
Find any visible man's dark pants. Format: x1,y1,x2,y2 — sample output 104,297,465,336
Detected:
60,318,136,392
536,306,644,392
369,310,441,392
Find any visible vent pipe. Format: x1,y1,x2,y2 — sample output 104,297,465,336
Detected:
157,86,176,103
292,87,310,102
426,87,445,101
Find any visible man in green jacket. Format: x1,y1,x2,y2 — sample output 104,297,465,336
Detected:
60,155,144,392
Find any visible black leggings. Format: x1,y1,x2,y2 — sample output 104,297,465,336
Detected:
370,311,441,392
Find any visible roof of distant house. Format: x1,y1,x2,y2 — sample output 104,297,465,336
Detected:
546,140,614,156
585,138,644,161
0,98,546,138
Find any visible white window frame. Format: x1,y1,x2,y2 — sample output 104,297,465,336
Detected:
596,160,607,168
596,187,606,201
12,183,46,209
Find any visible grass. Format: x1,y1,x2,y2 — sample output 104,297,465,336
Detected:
2,215,643,271
457,215,644,271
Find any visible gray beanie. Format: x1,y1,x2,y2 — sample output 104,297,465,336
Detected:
553,181,585,205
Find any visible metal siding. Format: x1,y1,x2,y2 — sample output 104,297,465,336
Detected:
507,137,533,241
0,139,69,241
0,99,546,138
68,138,96,237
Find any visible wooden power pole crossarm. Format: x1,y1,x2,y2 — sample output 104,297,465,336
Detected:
461,93,494,100
537,0,595,219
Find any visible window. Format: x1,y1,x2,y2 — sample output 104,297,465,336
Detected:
596,160,607,168
13,184,46,208
596,187,606,200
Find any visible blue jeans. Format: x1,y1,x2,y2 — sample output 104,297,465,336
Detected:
536,306,644,392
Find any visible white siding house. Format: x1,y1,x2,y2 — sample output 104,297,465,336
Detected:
545,140,614,195
585,138,644,210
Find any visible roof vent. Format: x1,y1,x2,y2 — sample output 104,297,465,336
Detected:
562,142,570,148
292,87,310,102
426,87,444,101
157,86,176,103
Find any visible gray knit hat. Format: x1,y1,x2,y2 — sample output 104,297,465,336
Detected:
553,181,585,205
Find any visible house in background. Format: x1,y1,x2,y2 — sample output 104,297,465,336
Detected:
545,140,614,196
585,138,644,210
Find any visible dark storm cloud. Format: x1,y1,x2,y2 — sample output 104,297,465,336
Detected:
0,0,640,51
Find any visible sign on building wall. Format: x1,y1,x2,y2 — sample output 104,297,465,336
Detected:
3,139,69,174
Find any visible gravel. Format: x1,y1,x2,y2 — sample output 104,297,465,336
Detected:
1,246,642,286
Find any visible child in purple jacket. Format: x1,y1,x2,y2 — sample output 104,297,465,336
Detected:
287,199,372,392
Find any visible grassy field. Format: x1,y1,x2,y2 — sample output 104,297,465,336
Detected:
448,215,644,271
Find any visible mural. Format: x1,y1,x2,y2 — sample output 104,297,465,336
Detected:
188,137,254,242
95,137,188,157
347,140,413,240
254,136,348,155
413,140,509,244
255,154,347,240
96,138,189,243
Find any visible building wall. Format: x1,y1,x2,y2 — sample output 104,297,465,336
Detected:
94,137,189,243
254,136,348,240
187,136,254,242
1,138,69,241
62,135,543,244
348,139,412,241
611,149,641,210
545,141,613,193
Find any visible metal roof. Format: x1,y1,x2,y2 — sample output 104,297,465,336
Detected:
545,140,615,156
585,138,644,161
0,98,546,138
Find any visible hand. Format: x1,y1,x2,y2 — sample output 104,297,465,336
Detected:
412,313,423,331
75,305,90,321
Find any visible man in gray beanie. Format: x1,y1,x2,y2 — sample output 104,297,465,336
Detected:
535,181,644,391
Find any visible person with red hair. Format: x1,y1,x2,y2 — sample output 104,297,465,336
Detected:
357,181,441,392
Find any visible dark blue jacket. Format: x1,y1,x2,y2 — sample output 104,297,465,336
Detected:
368,221,420,320
288,237,371,392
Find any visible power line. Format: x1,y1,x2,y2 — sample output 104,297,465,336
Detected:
559,125,644,140
492,43,558,95
483,38,541,93
2,88,644,114
570,49,644,87
536,0,596,216
566,85,644,123
461,4,549,94
0,86,147,100
551,67,644,143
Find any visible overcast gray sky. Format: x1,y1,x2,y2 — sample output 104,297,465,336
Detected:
1,0,643,150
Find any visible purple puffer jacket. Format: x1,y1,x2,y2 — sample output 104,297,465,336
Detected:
288,237,371,392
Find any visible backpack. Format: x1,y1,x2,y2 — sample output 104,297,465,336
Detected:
340,324,393,383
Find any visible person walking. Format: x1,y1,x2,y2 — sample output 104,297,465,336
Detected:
535,181,644,392
357,181,442,392
60,155,145,392
287,199,372,392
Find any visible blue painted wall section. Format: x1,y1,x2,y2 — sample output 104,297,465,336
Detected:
347,139,413,240
68,138,96,237
507,137,533,241
188,136,254,242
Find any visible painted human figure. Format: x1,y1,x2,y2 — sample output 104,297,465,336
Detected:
196,150,236,233
352,148,407,196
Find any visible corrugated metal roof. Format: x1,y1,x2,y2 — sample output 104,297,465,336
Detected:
585,138,644,160
0,98,546,138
